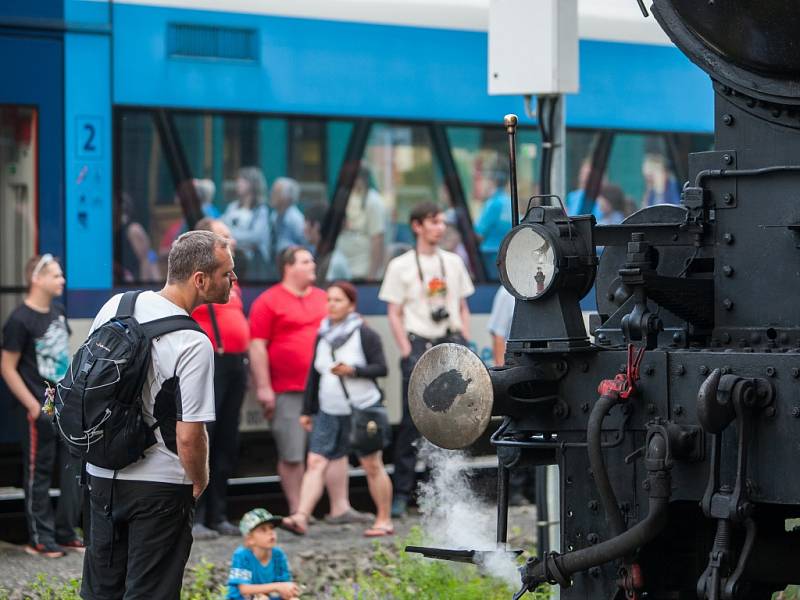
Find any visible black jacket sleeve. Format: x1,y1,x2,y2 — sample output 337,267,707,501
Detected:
302,335,322,416
354,324,388,379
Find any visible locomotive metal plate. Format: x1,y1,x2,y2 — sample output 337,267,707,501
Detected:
408,343,493,449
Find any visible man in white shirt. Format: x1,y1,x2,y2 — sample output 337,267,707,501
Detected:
379,201,474,517
81,230,235,600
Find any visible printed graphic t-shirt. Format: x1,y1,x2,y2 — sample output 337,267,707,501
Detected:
249,285,327,393
379,249,475,340
86,291,215,484
2,303,71,407
227,545,292,600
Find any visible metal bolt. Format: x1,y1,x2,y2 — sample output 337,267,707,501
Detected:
792,368,800,379
722,153,733,165
673,332,683,344
647,403,656,414
746,97,756,108
791,407,800,418
723,233,734,244
676,364,685,375
765,406,776,418
587,533,600,545
581,402,590,413
766,366,776,377
643,479,651,491
674,405,684,416
620,363,627,373
773,108,782,118
700,365,709,375
722,114,734,125
588,500,599,512
723,265,734,277
723,193,734,205
721,332,731,344
721,366,731,375
645,365,655,376
723,298,734,310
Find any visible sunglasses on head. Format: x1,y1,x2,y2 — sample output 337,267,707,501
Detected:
31,253,54,279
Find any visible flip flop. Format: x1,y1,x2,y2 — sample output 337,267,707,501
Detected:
280,515,307,536
325,508,374,525
363,525,395,538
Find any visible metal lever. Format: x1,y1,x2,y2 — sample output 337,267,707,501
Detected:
504,114,520,226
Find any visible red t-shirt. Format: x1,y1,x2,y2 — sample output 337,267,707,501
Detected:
249,284,328,393
192,283,250,354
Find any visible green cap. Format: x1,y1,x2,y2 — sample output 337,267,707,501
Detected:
239,508,283,536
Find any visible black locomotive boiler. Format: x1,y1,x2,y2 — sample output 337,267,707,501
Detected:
406,2,800,598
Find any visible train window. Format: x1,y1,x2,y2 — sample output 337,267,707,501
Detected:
333,122,472,281
564,130,714,222
115,109,355,283
0,106,37,325
446,125,540,280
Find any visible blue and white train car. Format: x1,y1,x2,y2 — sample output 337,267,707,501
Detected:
0,0,713,465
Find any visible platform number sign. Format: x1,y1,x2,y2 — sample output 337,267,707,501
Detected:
76,117,102,159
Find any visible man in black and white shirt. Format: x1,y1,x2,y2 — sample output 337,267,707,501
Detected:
81,230,236,600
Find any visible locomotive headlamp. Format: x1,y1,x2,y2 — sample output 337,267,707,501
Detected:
499,224,558,300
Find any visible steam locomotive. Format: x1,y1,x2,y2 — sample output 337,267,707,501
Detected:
407,2,800,598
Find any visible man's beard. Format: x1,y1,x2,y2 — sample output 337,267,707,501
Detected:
205,281,231,304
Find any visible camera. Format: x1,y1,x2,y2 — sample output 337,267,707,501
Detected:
430,306,450,323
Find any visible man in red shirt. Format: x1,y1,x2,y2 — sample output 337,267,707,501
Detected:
249,246,327,513
191,218,251,538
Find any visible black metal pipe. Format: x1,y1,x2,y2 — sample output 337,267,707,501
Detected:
587,394,627,538
497,464,510,545
522,433,671,587
504,114,520,226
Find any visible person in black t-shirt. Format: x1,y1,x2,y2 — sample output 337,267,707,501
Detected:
0,254,82,557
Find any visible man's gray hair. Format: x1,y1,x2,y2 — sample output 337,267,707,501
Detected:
274,177,300,205
167,230,229,283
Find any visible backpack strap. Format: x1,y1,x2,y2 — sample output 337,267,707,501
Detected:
142,315,204,339
116,290,143,319
206,304,224,353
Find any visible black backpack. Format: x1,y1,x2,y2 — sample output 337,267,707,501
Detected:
54,291,204,470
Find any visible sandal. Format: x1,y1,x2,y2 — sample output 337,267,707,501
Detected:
324,508,374,525
363,525,395,538
280,515,308,536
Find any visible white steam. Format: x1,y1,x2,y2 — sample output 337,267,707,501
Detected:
415,440,521,589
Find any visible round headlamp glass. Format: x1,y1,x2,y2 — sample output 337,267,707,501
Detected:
500,225,557,300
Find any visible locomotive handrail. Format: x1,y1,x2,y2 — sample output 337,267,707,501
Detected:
694,165,800,188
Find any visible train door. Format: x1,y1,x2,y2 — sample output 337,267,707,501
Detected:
0,30,63,461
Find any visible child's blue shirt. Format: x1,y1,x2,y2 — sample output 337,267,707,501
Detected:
227,545,292,599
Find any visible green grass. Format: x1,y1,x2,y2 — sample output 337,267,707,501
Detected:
330,527,551,600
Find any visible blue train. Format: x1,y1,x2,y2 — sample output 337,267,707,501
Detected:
0,0,713,479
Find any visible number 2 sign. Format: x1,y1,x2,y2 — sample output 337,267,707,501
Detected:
76,116,102,159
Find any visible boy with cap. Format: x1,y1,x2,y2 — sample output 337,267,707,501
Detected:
227,509,300,600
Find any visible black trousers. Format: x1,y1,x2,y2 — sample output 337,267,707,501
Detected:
17,410,82,546
196,353,247,526
393,333,466,498
81,476,194,600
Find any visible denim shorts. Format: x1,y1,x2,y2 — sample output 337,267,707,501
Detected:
308,411,351,460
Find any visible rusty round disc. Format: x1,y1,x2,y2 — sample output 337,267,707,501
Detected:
408,343,494,449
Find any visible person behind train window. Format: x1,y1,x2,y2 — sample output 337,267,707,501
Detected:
81,231,231,598
303,201,351,281
565,158,604,219
281,281,393,537
249,247,328,515
1,254,83,557
159,179,222,258
115,191,160,283
474,162,512,279
335,164,386,280
596,183,627,225
379,201,474,518
191,218,251,540
269,177,306,262
642,153,681,207
222,166,274,280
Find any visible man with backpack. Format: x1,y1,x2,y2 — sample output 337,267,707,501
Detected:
74,231,234,599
